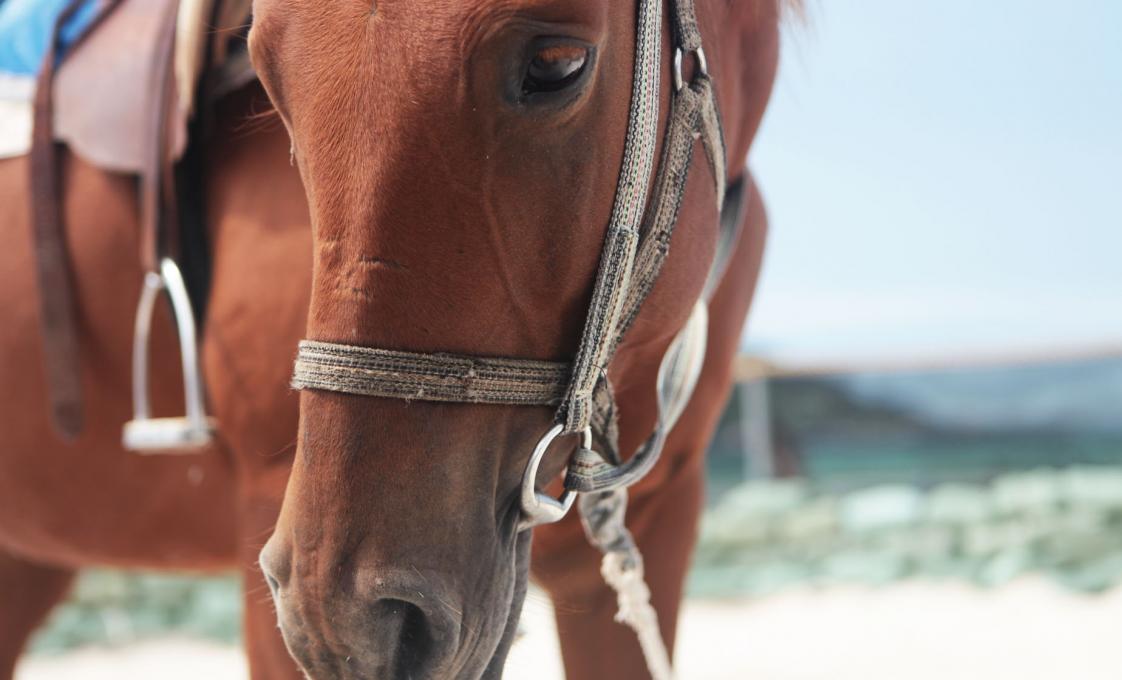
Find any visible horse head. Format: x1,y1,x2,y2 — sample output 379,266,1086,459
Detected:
248,0,752,676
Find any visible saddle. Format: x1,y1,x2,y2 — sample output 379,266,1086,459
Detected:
28,0,252,449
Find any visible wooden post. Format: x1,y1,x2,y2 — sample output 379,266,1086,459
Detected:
737,377,774,480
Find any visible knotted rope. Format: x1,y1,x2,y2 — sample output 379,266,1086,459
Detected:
580,489,674,680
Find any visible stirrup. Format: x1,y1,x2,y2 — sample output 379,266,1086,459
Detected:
122,258,214,452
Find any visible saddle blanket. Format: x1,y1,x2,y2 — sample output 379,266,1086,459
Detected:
0,0,103,158
0,0,254,168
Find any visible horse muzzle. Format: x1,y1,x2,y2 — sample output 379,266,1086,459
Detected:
259,544,467,679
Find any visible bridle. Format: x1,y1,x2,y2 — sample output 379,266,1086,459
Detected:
291,0,740,676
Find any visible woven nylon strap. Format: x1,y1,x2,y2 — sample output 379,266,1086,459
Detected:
293,341,569,406
561,0,728,492
558,0,665,436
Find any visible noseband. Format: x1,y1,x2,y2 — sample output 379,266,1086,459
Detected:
290,0,737,676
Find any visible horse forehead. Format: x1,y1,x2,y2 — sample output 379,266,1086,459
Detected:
251,0,617,116
249,1,477,97
254,0,606,48
252,0,493,37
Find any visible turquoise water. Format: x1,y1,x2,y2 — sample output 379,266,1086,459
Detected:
803,432,1122,491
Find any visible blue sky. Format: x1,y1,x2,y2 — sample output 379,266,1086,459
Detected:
743,0,1122,364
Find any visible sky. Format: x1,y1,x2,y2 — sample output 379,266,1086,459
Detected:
743,0,1122,365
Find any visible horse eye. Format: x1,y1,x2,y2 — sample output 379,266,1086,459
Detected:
522,45,589,95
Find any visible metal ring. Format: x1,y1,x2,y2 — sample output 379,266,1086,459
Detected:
518,424,591,531
673,46,709,92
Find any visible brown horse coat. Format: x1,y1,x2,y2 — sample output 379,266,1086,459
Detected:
0,1,781,678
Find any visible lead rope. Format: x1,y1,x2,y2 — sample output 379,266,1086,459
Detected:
580,489,674,680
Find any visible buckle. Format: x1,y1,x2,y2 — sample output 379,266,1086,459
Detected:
673,46,709,92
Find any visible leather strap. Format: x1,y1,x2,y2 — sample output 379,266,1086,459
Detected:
28,0,182,440
29,0,126,440
140,0,184,272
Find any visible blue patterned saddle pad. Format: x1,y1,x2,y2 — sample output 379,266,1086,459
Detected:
0,0,102,77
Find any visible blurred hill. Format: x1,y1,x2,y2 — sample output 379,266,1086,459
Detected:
709,356,1122,494
843,356,1122,433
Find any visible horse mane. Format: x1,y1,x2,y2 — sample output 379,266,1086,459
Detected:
780,0,808,24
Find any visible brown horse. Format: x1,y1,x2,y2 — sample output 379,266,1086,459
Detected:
0,0,780,678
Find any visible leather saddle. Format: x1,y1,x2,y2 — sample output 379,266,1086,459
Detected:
29,0,253,449
53,0,253,172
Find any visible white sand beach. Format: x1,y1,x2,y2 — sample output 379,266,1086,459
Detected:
18,578,1122,680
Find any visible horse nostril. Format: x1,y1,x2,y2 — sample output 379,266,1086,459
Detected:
263,570,281,598
258,542,289,598
370,598,434,677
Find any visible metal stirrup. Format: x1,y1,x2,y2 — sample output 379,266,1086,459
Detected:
122,258,214,452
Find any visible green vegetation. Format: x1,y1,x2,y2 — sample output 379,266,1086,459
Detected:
31,465,1122,654
30,572,241,653
692,465,1122,596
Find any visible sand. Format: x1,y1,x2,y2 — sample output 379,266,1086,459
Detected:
18,579,1122,679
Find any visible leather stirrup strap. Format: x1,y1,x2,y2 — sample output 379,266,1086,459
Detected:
140,0,184,272
29,0,125,440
